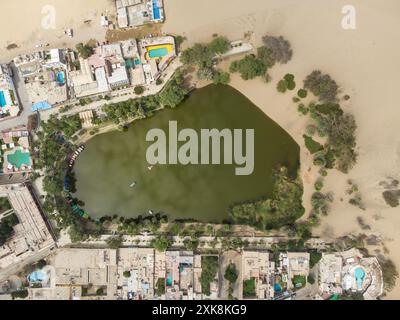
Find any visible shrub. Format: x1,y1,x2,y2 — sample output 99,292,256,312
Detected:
314,178,324,191
303,135,323,154
11,289,29,300
134,85,145,95
277,80,287,93
262,35,293,65
230,55,267,80
298,104,309,115
213,70,230,85
298,89,308,98
287,80,296,90
304,70,339,102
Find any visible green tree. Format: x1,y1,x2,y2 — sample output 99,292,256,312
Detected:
76,43,93,59
224,263,238,283
277,80,287,93
208,36,230,54
134,85,145,95
230,55,266,80
213,70,230,85
152,235,173,252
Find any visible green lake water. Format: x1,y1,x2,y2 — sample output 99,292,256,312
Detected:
74,85,300,222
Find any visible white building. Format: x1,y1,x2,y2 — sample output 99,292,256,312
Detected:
0,64,20,118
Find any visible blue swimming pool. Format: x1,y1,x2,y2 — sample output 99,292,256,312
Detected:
355,267,365,290
166,273,173,287
57,71,65,85
28,270,47,283
152,0,161,20
0,91,6,107
274,283,282,293
149,47,168,58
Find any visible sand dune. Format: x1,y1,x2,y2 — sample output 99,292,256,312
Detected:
164,0,400,298
0,0,115,63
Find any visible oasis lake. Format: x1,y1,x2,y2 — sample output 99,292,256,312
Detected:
74,85,300,222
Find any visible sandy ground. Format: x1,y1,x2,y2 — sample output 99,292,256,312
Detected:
163,0,400,298
0,0,116,63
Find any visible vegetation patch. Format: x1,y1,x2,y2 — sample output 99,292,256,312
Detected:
230,166,304,230
243,278,256,298
230,54,267,80
297,89,308,98
155,278,166,296
292,275,306,289
303,135,323,154
304,70,339,103
382,190,400,207
0,197,12,214
307,97,357,173
0,214,19,246
224,263,238,300
200,256,219,296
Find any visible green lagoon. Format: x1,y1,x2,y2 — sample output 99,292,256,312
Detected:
74,85,300,222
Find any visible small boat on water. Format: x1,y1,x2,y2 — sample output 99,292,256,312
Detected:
130,181,137,188
148,210,154,215
148,166,154,171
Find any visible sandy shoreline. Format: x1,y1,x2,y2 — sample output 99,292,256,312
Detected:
1,0,400,298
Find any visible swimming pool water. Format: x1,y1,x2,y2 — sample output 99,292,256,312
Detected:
274,283,282,293
57,71,65,85
7,149,31,169
0,91,6,107
166,273,173,286
28,270,46,283
355,267,365,289
149,47,168,58
152,0,161,20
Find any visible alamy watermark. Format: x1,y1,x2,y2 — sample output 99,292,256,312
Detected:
146,121,255,176
341,5,356,30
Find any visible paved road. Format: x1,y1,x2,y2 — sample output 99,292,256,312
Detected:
0,245,56,283
0,63,34,131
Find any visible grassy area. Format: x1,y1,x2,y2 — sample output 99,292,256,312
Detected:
292,275,307,289
243,278,256,298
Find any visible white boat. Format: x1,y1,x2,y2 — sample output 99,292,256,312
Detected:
130,182,137,188
148,165,154,171
148,210,154,215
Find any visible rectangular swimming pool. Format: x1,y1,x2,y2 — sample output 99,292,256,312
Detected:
152,0,161,20
149,47,168,58
0,91,6,107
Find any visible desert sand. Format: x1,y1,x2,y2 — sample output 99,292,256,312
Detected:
1,0,399,298
163,0,400,298
0,0,115,63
